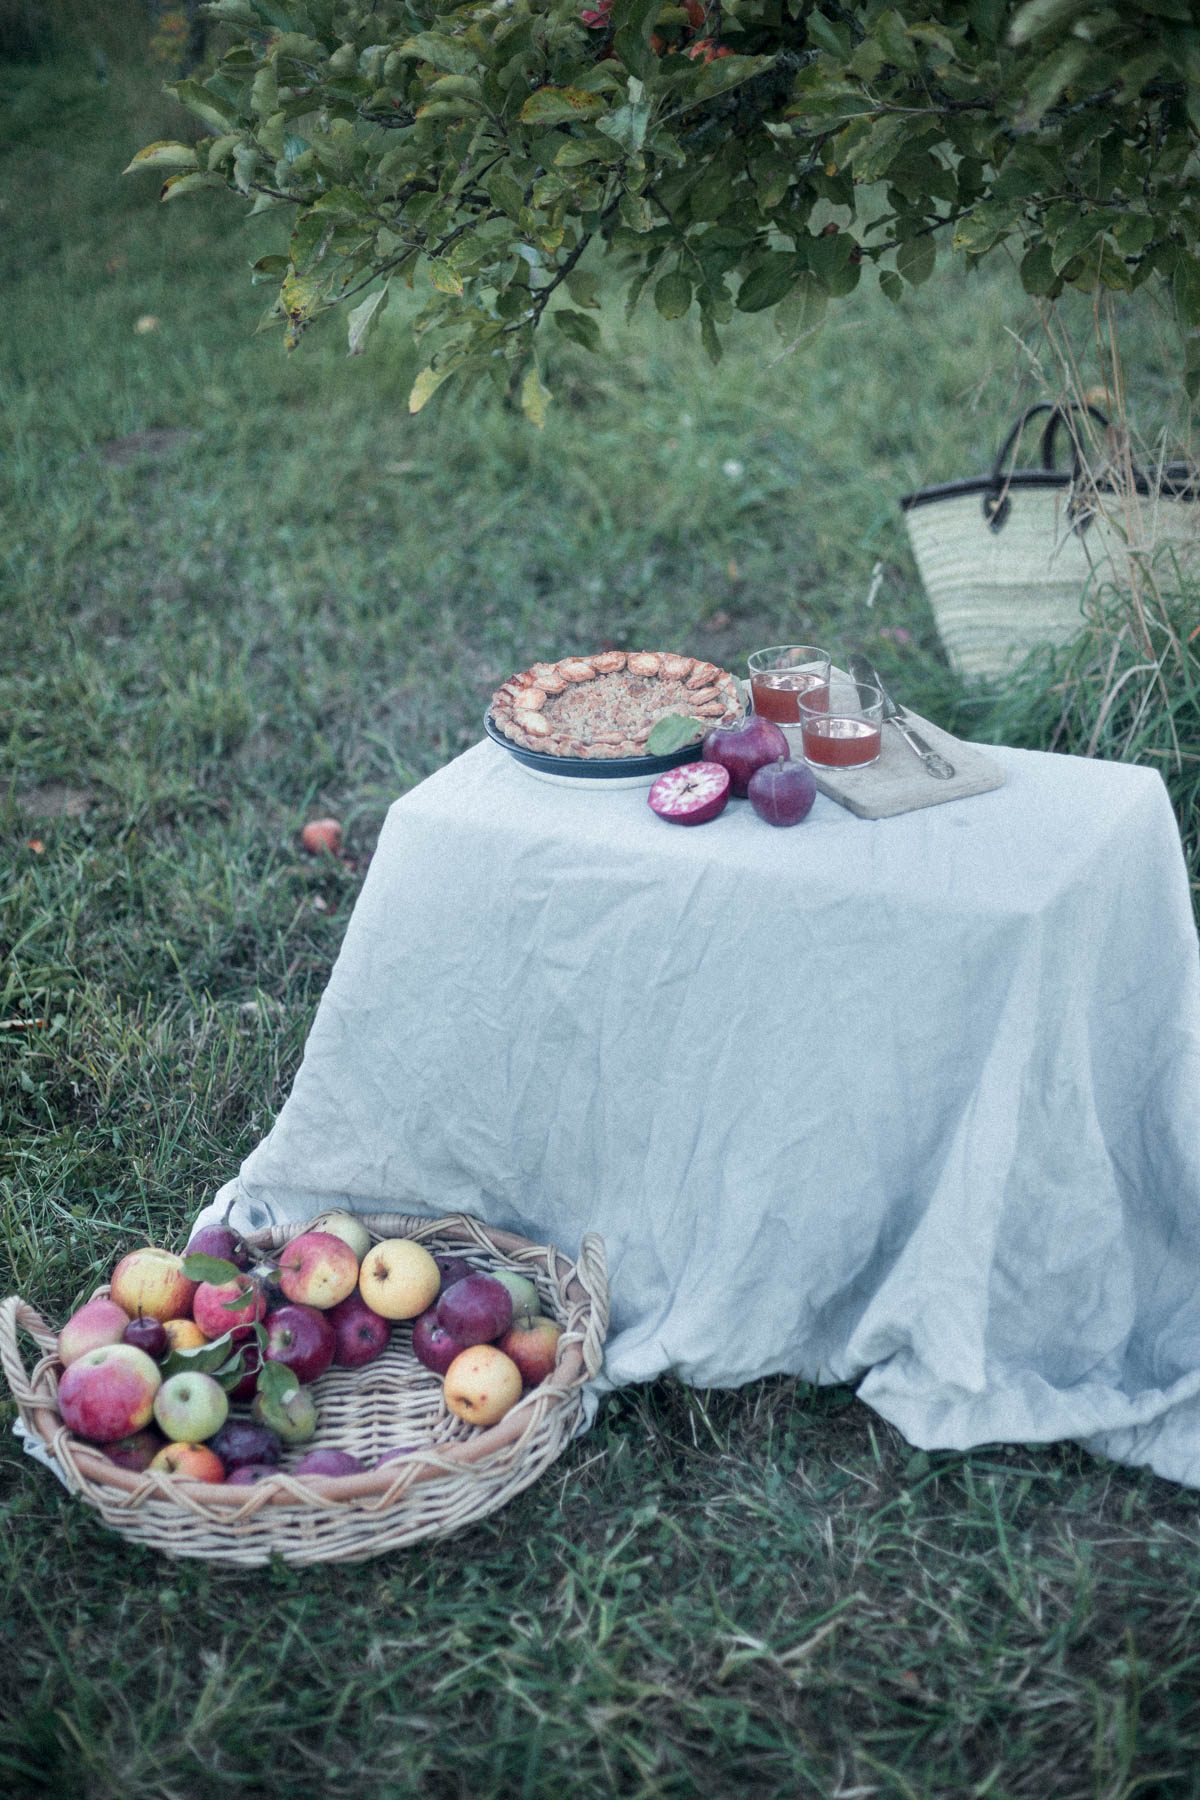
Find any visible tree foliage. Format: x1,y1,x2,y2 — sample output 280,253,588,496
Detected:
128,0,1200,418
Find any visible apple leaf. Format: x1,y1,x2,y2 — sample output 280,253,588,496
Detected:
182,1252,242,1284
160,1332,239,1381
647,713,705,754
256,1359,299,1408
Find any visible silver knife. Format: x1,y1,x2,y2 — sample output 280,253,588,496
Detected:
848,656,957,780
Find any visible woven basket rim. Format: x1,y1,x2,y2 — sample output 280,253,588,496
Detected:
2,1212,609,1559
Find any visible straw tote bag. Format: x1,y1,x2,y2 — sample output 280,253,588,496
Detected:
900,402,1200,680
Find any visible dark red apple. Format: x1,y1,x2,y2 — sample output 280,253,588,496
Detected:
747,756,817,826
209,1417,282,1473
376,1447,414,1468
411,1305,464,1375
701,716,790,797
434,1255,476,1293
186,1223,251,1272
325,1291,391,1369
227,1463,282,1485
264,1304,336,1384
102,1426,167,1472
437,1274,514,1347
226,1341,264,1403
293,1449,365,1476
122,1316,168,1359
647,761,730,825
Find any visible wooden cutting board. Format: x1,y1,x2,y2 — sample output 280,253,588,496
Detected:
778,709,1005,820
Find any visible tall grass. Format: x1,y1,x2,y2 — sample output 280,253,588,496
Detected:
2,12,1199,1798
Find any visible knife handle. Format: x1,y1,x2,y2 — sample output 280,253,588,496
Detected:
888,719,956,779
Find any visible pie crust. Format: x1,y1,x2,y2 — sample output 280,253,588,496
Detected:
488,652,743,759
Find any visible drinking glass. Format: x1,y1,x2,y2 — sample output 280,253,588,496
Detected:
798,676,884,770
747,645,832,725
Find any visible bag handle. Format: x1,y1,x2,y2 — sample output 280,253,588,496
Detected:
983,400,1110,532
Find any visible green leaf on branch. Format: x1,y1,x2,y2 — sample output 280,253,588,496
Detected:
167,78,241,134
409,362,457,413
160,172,226,201
123,141,199,174
895,233,935,287
611,0,659,81
736,252,797,313
1019,240,1059,296
519,86,606,126
396,33,479,76
1174,254,1200,332
654,270,692,318
520,364,551,429
595,96,651,155
347,283,389,355
554,308,602,352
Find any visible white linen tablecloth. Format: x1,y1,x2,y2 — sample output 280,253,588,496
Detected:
217,740,1200,1486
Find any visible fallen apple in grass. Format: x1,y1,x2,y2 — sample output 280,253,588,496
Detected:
443,1344,523,1426
325,1291,391,1369
701,715,791,797
647,761,730,826
58,1295,131,1367
57,1343,162,1443
109,1247,197,1323
276,1230,360,1311
747,756,816,827
300,817,343,856
359,1238,441,1320
153,1370,229,1443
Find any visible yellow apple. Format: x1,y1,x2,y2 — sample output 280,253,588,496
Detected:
443,1344,523,1426
358,1239,440,1320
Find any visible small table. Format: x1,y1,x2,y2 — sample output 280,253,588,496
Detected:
228,740,1200,1488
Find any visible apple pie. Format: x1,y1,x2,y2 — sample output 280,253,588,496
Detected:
488,651,743,759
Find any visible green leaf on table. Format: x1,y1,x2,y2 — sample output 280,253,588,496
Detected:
647,714,705,754
181,1253,241,1284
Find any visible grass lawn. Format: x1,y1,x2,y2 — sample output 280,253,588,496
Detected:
2,9,1200,1798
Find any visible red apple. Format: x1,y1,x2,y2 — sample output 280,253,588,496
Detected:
701,715,790,797
437,1274,514,1347
208,1417,282,1473
434,1255,476,1293
58,1295,131,1367
226,1340,265,1402
647,761,730,825
264,1304,336,1384
122,1316,168,1359
192,1274,267,1342
109,1248,197,1323
411,1306,463,1376
102,1426,167,1472
747,756,816,826
186,1223,250,1272
496,1316,564,1388
326,1292,391,1368
227,1463,282,1485
57,1343,162,1443
293,1449,365,1477
300,818,343,855
148,1442,226,1482
276,1230,360,1310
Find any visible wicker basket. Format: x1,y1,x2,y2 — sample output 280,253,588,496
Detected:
1,1212,609,1567
901,402,1200,679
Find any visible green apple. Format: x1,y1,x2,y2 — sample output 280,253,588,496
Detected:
153,1370,229,1443
307,1210,372,1263
252,1381,318,1445
488,1270,540,1326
